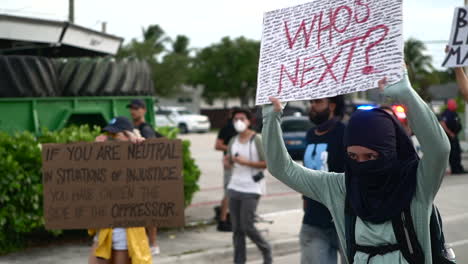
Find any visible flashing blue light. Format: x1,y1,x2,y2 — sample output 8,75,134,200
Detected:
357,105,376,110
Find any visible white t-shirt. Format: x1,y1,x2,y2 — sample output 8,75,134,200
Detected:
227,136,266,195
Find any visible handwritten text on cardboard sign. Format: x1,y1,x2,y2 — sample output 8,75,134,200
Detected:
256,0,403,105
41,139,184,230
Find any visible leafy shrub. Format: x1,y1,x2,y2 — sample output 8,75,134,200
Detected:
0,125,101,254
38,125,101,143
0,131,43,253
156,127,201,206
0,125,200,254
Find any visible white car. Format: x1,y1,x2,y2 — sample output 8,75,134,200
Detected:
154,109,177,128
155,106,211,133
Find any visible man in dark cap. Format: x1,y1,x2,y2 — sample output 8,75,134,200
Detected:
127,99,162,139
127,99,163,255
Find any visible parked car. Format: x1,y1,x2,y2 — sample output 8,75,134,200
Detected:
283,105,306,116
154,109,177,128
155,106,211,133
281,116,314,160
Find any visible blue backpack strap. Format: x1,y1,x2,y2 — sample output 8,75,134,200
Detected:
345,197,357,263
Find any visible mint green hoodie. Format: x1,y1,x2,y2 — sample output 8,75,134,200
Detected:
261,75,450,264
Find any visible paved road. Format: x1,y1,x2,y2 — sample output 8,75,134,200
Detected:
182,132,468,263
180,132,302,225
249,252,301,264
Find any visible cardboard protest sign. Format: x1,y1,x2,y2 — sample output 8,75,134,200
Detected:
443,7,468,68
41,138,184,230
256,0,404,105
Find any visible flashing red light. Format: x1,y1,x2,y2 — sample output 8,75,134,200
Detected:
392,105,407,120
395,105,405,113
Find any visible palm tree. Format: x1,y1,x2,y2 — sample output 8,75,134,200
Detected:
172,35,190,56
141,25,171,56
154,35,194,96
117,25,170,61
404,38,435,100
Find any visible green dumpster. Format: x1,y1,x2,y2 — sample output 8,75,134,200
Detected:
0,56,156,134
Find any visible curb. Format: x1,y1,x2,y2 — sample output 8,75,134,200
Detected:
157,237,300,264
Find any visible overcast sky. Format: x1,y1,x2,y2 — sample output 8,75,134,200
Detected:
1,0,465,67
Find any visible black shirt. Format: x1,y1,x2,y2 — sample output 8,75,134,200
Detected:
137,123,162,139
302,122,345,229
217,120,237,153
441,109,462,134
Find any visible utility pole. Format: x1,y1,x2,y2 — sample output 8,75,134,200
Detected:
68,0,74,23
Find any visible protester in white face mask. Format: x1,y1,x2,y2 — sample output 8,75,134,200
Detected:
223,108,272,264
233,119,247,133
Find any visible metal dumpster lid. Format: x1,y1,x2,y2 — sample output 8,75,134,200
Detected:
0,14,123,57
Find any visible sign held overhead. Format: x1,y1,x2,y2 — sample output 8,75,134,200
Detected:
443,7,468,68
256,0,404,105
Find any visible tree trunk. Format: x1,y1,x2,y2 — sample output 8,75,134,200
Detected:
240,96,249,108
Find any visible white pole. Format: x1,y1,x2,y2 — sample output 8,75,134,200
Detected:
465,0,468,140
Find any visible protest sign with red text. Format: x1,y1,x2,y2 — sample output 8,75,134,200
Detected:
256,0,404,105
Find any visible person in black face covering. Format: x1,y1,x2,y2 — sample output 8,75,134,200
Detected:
262,72,450,264
344,108,419,223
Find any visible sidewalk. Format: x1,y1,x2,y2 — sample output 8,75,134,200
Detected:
0,210,303,264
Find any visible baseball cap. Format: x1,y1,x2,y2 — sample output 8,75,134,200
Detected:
102,117,134,134
126,99,146,109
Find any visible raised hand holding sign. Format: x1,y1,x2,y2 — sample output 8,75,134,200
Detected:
256,0,404,105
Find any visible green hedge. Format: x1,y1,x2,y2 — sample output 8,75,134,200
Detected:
156,127,201,206
0,126,200,254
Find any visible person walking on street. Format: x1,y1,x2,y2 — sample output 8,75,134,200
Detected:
440,99,465,174
215,108,238,231
225,108,272,264
301,96,345,264
262,70,450,264
127,99,163,255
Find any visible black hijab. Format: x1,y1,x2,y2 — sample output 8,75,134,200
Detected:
344,108,419,224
